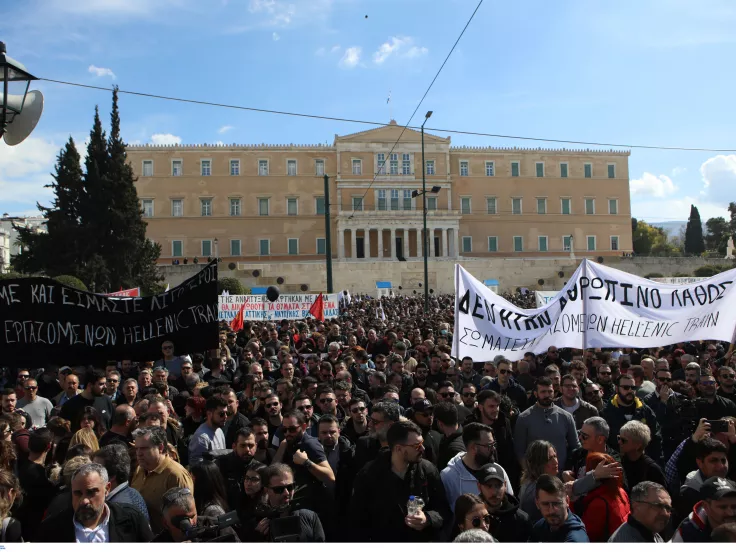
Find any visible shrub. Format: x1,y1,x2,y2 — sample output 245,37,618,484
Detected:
694,265,731,277
672,272,691,277
0,271,26,280
644,272,664,279
54,275,89,291
218,277,245,295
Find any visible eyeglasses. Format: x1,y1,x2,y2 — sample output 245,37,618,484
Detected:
319,398,335,404
297,405,313,411
245,475,261,484
498,369,510,375
617,436,628,444
475,442,497,450
439,392,454,398
722,374,736,379
284,426,301,434
269,483,295,494
469,514,492,528
578,431,590,441
657,377,671,382
266,402,280,408
24,386,37,391
400,441,424,451
619,385,635,391
462,392,476,398
108,379,119,384
351,406,367,414
635,500,672,513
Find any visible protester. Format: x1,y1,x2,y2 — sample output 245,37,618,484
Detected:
529,474,589,542
608,481,671,542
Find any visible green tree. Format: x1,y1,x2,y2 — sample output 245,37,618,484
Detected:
218,277,245,295
633,220,677,256
54,275,88,291
705,217,730,255
684,205,705,256
729,202,736,242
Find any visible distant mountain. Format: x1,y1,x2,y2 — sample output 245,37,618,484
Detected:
651,220,687,236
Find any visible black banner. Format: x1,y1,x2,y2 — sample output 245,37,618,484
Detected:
0,261,219,368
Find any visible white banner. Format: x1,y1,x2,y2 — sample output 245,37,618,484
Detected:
535,291,559,308
218,294,340,321
453,260,736,361
651,277,707,285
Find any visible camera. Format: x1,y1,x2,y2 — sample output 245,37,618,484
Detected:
177,511,240,543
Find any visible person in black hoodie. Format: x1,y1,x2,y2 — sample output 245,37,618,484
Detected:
433,402,465,471
349,420,451,542
217,427,258,508
476,462,532,542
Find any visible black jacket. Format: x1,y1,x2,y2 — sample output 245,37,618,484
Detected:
340,417,369,445
217,451,253,509
224,412,251,448
467,409,520,492
36,503,154,542
437,429,465,471
487,494,533,543
601,395,662,463
354,435,385,472
349,450,451,542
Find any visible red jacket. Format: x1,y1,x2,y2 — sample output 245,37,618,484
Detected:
580,484,630,542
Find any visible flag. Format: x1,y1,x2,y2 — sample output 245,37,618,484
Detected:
165,283,170,292
377,305,386,322
309,293,325,322
387,90,391,104
221,290,230,297
231,302,246,332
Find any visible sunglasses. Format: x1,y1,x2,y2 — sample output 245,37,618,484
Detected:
24,386,37,391
469,515,492,528
401,441,424,451
498,369,510,375
269,483,295,494
284,426,301,434
462,392,476,398
440,392,454,398
657,377,671,382
108,379,119,384
578,431,590,441
722,374,736,379
619,385,635,391
319,398,335,404
162,346,173,350
700,381,717,386
351,406,367,414
266,402,280,408
599,372,611,376
617,436,628,444
245,476,261,484
17,375,29,379
296,405,313,411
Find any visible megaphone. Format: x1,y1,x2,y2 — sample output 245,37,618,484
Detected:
1,89,44,146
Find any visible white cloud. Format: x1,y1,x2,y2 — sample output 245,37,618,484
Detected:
331,45,341,53
218,125,234,134
272,32,280,41
0,136,60,204
630,172,677,197
406,46,429,58
150,133,182,145
88,65,116,79
315,47,326,56
672,166,687,177
373,36,428,64
700,154,736,205
339,47,361,69
247,0,294,26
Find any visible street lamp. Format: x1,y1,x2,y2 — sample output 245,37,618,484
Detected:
213,238,219,262
0,42,43,146
421,111,433,312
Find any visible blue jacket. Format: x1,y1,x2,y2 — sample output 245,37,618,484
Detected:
530,511,590,542
107,481,150,522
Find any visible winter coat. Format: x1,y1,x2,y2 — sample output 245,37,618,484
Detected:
437,430,465,471
674,469,706,527
529,510,589,542
609,515,665,543
486,493,533,543
601,395,662,463
672,501,714,542
553,397,599,430
485,378,528,411
578,484,630,542
37,503,153,542
440,452,514,513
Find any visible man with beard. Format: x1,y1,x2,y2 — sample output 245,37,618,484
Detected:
485,359,527,412
644,366,686,458
434,402,466,471
354,401,401,471
697,373,736,420
317,414,356,540
349,420,451,542
514,377,580,473
456,356,481,388
553,375,598,430
188,396,227,464
718,367,736,403
218,428,258,508
217,387,250,448
530,474,589,542
674,477,736,542
585,382,605,412
38,464,153,542
596,365,616,401
412,363,431,391
61,370,114,432
341,398,370,444
251,417,275,465
407,399,441,466
476,463,532,542
427,354,444,389
272,409,334,514
602,375,662,463
441,423,514,512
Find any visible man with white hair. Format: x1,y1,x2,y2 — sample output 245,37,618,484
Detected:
38,463,153,542
618,420,667,490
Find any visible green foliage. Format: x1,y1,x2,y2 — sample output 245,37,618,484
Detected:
53,275,88,291
644,273,664,279
218,277,245,295
0,272,27,280
633,220,678,256
684,205,706,256
705,217,730,255
694,265,732,277
672,272,691,277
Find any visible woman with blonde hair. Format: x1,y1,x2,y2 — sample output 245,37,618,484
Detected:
0,470,22,541
45,455,92,519
519,440,559,523
68,427,99,453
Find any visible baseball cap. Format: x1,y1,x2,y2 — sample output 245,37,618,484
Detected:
477,463,505,485
412,399,434,413
701,477,736,500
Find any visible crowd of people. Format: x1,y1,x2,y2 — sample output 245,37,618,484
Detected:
1,292,736,542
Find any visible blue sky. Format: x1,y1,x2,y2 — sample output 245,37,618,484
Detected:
3,0,736,224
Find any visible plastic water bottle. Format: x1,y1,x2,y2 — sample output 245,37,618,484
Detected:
407,495,425,516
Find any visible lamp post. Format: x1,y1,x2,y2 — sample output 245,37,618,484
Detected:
1,41,42,145
213,238,219,262
421,111,433,312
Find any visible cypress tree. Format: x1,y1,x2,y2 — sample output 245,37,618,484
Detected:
684,204,705,256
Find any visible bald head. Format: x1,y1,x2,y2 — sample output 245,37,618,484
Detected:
111,404,136,427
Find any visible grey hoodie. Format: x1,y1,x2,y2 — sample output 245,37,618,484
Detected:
513,403,580,471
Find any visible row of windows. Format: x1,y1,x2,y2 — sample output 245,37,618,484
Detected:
170,238,326,258
143,159,327,178
464,235,621,253
459,160,615,179
144,197,328,218
463,197,619,216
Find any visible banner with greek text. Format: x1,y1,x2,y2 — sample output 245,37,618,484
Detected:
453,260,736,361
107,287,140,297
219,294,340,321
1,261,219,367
535,291,559,308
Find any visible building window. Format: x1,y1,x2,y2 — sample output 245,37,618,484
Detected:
512,198,522,215
561,198,571,215
230,159,240,176
462,236,472,253
461,197,471,214
287,198,298,216
427,196,437,211
315,196,326,215
389,153,399,175
316,238,326,255
536,162,545,177
378,190,387,211
513,236,523,252
487,197,497,214
142,160,153,177
377,153,386,175
315,159,325,176
259,198,270,216
288,238,299,255
538,236,548,252
200,199,212,217
171,199,183,217
352,196,363,211
287,160,297,176
172,240,183,257
560,163,568,178
426,160,435,175
231,239,241,256
402,153,411,175
201,160,211,177
608,199,618,215
585,198,595,215
259,160,269,176
201,240,212,257
587,236,596,251
352,159,362,175
584,163,592,178
142,199,154,218
230,198,241,216
511,161,520,177
537,198,547,215
259,239,270,256
611,236,620,251
563,236,572,251
488,236,498,252
403,190,412,210
460,161,469,177
608,164,616,178
390,189,399,211
172,160,182,177
485,161,495,177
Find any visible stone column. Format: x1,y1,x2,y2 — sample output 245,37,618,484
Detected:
338,228,345,259
377,228,384,259
454,228,460,258
390,228,396,259
351,228,357,260
416,228,422,259
441,227,448,258
364,228,371,259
